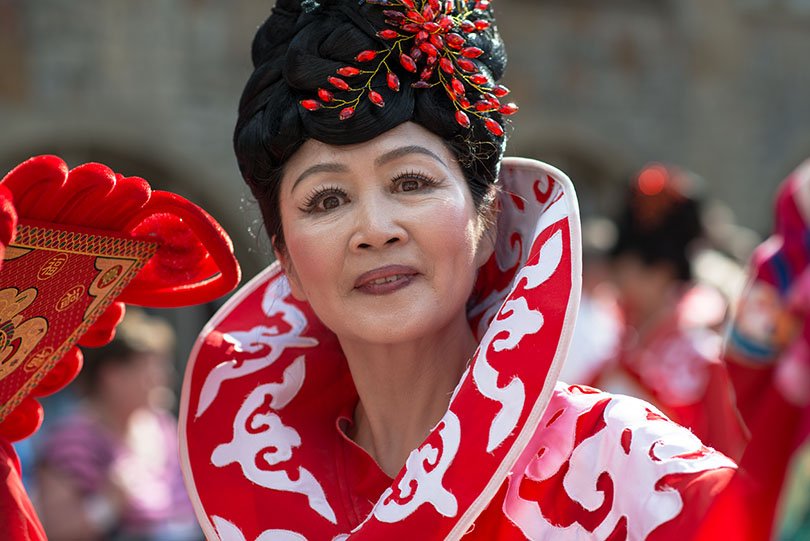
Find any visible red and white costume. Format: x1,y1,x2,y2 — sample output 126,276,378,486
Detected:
180,158,737,540
592,285,748,460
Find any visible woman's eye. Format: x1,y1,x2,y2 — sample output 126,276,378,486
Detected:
321,195,342,210
401,179,420,192
393,172,438,193
302,187,347,213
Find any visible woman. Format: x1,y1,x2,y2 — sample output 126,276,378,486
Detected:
593,164,748,460
179,1,737,539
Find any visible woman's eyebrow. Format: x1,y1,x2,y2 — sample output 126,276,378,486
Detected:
292,163,348,191
291,145,445,191
374,145,447,168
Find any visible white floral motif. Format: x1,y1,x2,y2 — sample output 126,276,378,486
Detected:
473,229,564,452
372,411,461,522
196,279,318,418
504,385,736,539
211,357,338,524
212,515,307,541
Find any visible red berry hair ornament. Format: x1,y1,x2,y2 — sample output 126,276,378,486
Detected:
297,0,517,136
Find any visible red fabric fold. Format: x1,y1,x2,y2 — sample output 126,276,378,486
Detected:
0,440,46,541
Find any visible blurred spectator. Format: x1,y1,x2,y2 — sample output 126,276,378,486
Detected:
593,163,748,459
33,310,201,541
718,159,810,539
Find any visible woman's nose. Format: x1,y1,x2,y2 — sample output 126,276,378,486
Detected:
350,196,408,251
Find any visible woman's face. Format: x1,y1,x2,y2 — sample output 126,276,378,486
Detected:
612,253,676,323
102,352,170,412
277,122,493,345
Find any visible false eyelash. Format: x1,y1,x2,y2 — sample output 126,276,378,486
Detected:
391,170,441,188
301,185,346,211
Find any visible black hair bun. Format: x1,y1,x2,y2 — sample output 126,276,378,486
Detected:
236,0,509,184
611,165,705,281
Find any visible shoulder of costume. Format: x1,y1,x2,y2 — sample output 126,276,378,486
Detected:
500,382,737,539
541,382,738,466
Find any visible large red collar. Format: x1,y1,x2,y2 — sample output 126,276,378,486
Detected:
179,157,582,540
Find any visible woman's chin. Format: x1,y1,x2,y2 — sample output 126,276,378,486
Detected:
331,302,471,348
341,317,435,345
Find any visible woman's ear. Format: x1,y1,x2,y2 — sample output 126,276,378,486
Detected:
273,245,308,301
474,196,500,268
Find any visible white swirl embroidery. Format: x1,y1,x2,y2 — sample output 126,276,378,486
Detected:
473,229,564,451
372,411,461,522
212,515,308,541
211,356,338,524
505,386,736,539
196,279,318,418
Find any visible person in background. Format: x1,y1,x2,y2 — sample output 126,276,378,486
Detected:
713,158,810,540
595,163,748,460
34,309,202,541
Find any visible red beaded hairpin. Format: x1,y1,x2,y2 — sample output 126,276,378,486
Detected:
298,0,517,137
631,163,691,230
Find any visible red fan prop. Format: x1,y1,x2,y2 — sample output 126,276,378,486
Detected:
0,155,241,442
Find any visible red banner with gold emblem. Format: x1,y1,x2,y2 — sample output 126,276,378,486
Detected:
0,221,157,422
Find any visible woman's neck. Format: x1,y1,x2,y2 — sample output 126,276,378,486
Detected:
339,314,477,478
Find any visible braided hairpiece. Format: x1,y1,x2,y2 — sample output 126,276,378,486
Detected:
298,0,517,137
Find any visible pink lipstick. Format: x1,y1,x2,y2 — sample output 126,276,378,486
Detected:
354,265,419,295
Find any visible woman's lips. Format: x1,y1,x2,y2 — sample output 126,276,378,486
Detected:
354,265,419,295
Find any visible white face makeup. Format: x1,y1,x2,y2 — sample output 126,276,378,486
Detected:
276,122,493,345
